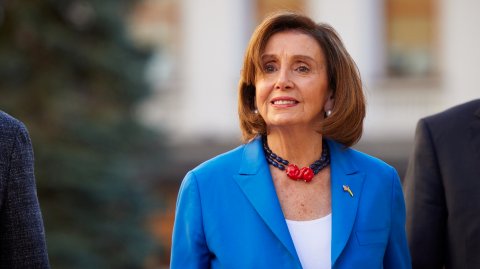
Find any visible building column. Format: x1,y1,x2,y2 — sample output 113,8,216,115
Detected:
306,0,385,85
178,0,253,143
439,0,480,107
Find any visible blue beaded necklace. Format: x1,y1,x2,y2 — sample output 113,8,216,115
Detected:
262,135,330,181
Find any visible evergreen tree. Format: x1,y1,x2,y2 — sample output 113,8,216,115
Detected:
0,0,163,268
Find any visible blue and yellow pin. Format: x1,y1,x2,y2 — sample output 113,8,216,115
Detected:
343,185,353,197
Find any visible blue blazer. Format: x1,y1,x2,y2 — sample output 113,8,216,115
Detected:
171,138,412,269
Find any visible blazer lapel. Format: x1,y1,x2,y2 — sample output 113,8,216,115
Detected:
327,140,366,267
469,106,480,176
232,138,301,267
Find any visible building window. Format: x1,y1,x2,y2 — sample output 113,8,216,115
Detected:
256,0,305,24
385,0,437,77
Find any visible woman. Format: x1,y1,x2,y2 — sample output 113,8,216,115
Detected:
171,11,411,269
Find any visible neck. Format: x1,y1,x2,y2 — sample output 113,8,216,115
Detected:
266,125,324,168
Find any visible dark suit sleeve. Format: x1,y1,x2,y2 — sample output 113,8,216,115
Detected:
403,119,447,269
0,123,50,268
170,171,210,269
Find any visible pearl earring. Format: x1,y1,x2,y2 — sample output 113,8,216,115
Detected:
326,110,332,117
254,109,258,114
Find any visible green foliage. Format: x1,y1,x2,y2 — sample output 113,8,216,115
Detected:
0,0,163,268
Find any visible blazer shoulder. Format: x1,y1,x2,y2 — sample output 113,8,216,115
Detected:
345,148,400,199
190,144,246,178
348,147,396,179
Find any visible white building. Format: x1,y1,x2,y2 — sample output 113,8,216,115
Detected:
131,0,480,175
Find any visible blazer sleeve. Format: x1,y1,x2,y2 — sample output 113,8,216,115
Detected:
0,123,50,268
403,119,447,269
383,168,412,269
170,171,211,269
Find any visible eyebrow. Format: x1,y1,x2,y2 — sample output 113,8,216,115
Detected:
261,54,317,63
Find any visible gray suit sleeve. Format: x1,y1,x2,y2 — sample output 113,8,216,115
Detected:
0,123,50,268
403,119,447,269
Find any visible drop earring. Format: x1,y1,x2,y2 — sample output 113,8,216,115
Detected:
254,109,258,114
326,110,332,117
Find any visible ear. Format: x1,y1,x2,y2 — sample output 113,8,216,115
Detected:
254,95,258,109
324,89,334,111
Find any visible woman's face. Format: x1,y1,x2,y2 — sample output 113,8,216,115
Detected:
255,31,333,130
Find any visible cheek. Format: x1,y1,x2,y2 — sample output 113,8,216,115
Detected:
255,82,271,106
308,76,329,98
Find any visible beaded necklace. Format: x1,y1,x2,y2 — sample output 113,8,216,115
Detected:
262,136,330,182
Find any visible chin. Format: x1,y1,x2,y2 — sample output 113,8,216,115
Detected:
268,117,303,127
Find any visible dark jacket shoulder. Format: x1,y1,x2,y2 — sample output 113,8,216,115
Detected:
424,99,480,126
420,99,480,146
0,111,31,163
0,110,29,139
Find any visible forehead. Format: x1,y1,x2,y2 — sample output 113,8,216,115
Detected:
262,30,324,61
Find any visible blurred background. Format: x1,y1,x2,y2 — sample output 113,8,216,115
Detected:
0,0,478,268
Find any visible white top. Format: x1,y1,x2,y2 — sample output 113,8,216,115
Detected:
285,214,332,269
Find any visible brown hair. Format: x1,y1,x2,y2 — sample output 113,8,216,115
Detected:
238,10,366,148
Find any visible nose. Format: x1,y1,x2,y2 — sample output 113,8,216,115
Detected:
274,67,294,90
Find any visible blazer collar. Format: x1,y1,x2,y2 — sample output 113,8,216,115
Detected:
327,140,366,267
233,138,365,268
233,137,301,267
238,136,265,175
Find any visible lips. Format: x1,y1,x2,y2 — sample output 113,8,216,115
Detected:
270,96,299,107
273,100,296,105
